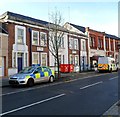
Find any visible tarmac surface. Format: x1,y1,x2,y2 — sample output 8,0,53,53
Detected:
1,71,120,116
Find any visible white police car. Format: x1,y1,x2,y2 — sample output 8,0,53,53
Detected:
9,65,55,87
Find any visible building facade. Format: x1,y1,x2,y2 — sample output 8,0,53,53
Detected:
0,11,120,76
0,11,50,76
64,23,88,71
0,24,8,77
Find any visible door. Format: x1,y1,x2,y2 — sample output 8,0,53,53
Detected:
0,57,4,76
18,57,23,72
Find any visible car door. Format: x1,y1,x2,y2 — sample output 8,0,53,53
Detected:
42,67,49,81
34,67,43,83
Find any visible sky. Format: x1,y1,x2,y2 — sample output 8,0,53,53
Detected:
0,0,119,36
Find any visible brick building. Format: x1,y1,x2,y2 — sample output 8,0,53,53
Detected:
64,23,88,71
0,11,50,75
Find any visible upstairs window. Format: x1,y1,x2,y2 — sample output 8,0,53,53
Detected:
32,31,39,45
59,37,64,48
98,37,103,49
105,40,109,50
69,38,73,49
40,32,47,46
74,39,78,50
17,28,24,44
90,36,95,47
81,40,86,51
15,25,26,45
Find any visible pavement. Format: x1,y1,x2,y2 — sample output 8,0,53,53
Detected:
1,71,120,116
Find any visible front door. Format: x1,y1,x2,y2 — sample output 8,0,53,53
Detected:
18,57,23,72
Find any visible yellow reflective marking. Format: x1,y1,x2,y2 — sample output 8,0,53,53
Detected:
52,70,55,75
35,73,40,78
44,72,48,77
26,75,30,79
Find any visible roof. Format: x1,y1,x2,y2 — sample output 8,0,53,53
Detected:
1,11,49,26
69,23,86,33
105,33,120,40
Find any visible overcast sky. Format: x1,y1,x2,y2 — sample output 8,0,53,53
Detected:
0,0,119,36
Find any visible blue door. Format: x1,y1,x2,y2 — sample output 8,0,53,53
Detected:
18,57,23,72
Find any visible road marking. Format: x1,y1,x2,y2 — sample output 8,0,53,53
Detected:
1,73,117,96
80,81,103,90
109,76,118,80
1,82,64,97
0,93,65,116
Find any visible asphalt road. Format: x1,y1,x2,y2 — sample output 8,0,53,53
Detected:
1,72,119,116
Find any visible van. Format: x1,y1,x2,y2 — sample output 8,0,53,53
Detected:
97,57,118,72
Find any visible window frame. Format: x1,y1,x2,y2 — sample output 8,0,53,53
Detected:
40,32,47,46
41,53,47,66
32,52,39,64
32,30,39,46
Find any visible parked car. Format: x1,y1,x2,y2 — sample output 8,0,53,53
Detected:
9,65,55,87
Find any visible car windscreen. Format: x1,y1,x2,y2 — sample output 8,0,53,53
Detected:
19,67,35,74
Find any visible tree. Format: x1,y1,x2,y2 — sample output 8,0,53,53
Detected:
47,10,64,79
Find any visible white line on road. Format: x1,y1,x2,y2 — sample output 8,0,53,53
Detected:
80,81,103,90
1,73,117,96
109,76,118,80
0,93,65,116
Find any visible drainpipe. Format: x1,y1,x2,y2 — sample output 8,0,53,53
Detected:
78,38,81,72
29,28,32,66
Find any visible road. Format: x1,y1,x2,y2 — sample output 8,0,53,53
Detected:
1,72,119,116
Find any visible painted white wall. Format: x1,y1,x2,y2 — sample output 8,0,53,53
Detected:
90,49,106,57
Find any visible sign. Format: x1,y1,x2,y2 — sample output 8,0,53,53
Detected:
72,51,76,54
37,47,43,51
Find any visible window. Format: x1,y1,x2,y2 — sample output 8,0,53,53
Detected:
17,28,24,44
82,40,86,51
60,37,64,48
69,38,73,49
32,31,39,45
41,53,47,66
40,32,47,46
90,36,95,47
105,40,109,50
58,55,61,64
98,37,103,48
110,41,114,51
32,52,39,64
15,25,26,45
74,39,78,50
70,55,74,64
12,52,16,67
75,55,79,66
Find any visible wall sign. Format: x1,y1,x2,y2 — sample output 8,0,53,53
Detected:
37,47,43,51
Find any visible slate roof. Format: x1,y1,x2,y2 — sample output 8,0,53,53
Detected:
69,23,86,33
1,11,49,26
105,33,120,40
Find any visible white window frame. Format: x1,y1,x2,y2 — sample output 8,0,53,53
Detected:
15,25,26,45
32,30,39,45
74,39,78,50
81,40,86,51
40,32,47,46
32,52,39,64
70,54,74,64
59,37,64,48
69,38,73,49
41,53,47,66
75,55,79,66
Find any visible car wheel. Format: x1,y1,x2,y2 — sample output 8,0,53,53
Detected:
27,78,34,87
49,76,54,83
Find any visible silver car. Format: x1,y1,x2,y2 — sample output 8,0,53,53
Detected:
9,66,55,87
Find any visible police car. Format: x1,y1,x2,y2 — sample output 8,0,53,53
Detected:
9,65,55,87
